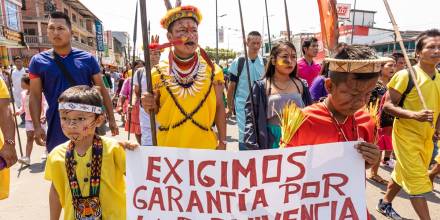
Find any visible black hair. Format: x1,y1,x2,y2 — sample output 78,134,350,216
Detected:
21,73,30,85
415,29,440,54
13,56,22,61
391,52,404,61
248,31,262,38
329,45,380,85
301,37,318,54
50,11,72,29
58,85,103,111
264,40,298,79
134,60,145,67
320,62,330,78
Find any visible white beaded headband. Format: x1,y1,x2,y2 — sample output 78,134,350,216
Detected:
59,102,103,114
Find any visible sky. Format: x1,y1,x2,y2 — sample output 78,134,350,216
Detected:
81,0,440,52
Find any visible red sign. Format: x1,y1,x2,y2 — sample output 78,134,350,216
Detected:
339,25,369,36
336,3,351,19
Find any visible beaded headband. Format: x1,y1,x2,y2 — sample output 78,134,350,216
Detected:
324,57,394,73
160,5,202,29
325,57,394,73
59,102,103,114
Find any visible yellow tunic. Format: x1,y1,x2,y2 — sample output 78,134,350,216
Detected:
0,78,10,200
388,66,440,195
45,136,126,220
152,51,224,149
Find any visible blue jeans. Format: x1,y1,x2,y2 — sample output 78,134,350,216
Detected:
432,141,439,164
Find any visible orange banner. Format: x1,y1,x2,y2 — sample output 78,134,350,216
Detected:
317,0,339,54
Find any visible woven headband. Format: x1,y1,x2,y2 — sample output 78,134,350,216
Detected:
325,57,394,73
59,102,103,114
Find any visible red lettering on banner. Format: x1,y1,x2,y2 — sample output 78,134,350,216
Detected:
166,185,183,212
219,191,236,213
177,217,191,220
252,189,269,210
137,216,143,220
301,181,321,199
133,185,148,209
301,204,313,219
232,158,257,189
206,191,222,214
339,197,359,220
283,208,299,220
189,160,195,186
163,158,183,184
314,202,330,218
186,190,204,213
285,151,306,182
323,173,348,198
238,191,247,211
198,160,216,187
331,201,338,220
262,155,282,184
279,183,301,203
147,187,165,211
221,161,229,187
146,157,161,183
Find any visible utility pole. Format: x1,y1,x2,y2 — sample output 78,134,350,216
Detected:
350,0,357,44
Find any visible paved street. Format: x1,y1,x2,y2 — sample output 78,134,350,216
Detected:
0,115,439,219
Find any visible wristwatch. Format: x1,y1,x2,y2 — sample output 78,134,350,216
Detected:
4,139,15,145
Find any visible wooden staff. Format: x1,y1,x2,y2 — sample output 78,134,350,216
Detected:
238,0,258,149
139,0,157,145
127,0,139,141
263,0,272,52
283,0,291,41
5,72,23,157
382,0,428,111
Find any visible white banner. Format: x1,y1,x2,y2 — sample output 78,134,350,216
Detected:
126,142,366,220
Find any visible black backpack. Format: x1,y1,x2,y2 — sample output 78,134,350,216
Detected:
232,56,267,98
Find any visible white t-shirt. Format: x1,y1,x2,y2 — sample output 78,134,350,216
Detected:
11,68,27,93
133,68,150,94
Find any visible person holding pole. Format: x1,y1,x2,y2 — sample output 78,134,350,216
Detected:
377,29,440,220
141,1,227,150
226,31,264,150
0,77,16,200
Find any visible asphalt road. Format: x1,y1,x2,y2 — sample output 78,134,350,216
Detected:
0,116,438,219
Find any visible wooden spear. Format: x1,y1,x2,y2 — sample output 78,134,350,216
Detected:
283,0,291,42
263,0,272,52
238,0,259,149
139,0,157,145
382,0,429,111
127,0,139,141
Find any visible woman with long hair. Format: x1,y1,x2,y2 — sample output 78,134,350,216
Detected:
243,40,312,150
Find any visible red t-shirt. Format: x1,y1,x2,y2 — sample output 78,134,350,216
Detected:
287,103,375,147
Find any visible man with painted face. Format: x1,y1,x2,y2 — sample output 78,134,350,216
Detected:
141,2,227,150
28,11,119,154
285,45,384,169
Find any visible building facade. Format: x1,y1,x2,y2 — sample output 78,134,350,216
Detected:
21,0,100,64
0,0,25,67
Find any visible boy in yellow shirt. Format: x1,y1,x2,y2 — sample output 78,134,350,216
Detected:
45,85,137,220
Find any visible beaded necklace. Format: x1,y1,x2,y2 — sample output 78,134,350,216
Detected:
322,101,359,141
169,51,207,97
65,136,103,220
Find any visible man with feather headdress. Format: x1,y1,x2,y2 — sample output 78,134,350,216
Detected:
141,0,227,150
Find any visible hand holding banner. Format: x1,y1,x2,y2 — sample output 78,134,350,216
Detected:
126,142,367,219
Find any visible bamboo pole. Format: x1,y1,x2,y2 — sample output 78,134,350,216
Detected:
127,1,139,141
382,0,428,111
139,0,157,145
238,0,259,149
